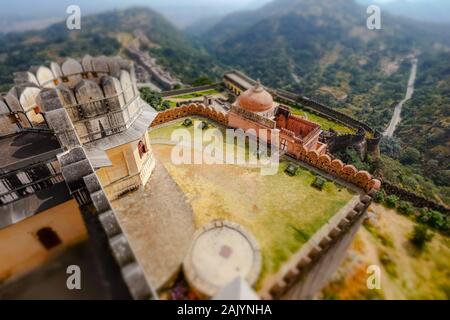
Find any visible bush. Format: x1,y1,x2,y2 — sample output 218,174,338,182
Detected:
182,118,193,127
284,163,299,176
311,176,326,190
397,201,414,216
418,209,449,232
139,88,168,111
200,121,209,130
192,76,214,86
410,224,433,249
373,190,386,203
400,147,421,165
384,195,399,208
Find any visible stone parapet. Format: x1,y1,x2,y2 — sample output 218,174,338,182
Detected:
260,193,371,300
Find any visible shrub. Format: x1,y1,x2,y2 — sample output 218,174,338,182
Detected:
400,147,421,165
192,76,214,86
397,201,414,216
284,163,299,176
311,176,326,190
372,190,386,203
182,118,193,127
384,195,399,208
418,209,448,231
410,224,433,249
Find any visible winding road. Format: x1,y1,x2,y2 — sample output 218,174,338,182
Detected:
384,58,418,137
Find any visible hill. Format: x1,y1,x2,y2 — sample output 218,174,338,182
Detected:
0,7,221,92
198,0,450,204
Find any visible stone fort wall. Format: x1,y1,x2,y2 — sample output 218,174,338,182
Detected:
261,193,372,300
274,90,382,155
150,103,381,194
151,103,228,127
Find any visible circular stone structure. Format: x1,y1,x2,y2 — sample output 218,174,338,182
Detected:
183,220,262,297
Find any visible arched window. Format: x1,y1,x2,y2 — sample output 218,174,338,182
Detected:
138,141,147,159
36,227,62,250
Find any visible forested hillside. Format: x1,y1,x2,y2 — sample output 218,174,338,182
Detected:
197,0,450,204
0,8,220,92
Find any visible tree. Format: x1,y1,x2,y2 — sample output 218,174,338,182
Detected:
410,224,433,249
192,76,213,87
139,88,169,111
384,195,398,208
380,137,402,159
373,190,385,203
400,147,421,165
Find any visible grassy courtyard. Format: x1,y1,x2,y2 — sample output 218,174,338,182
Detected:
290,107,356,134
149,120,355,287
165,89,223,100
163,88,225,109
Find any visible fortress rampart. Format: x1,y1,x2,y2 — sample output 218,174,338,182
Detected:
149,103,380,194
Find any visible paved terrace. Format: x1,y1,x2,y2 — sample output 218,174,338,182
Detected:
111,161,195,291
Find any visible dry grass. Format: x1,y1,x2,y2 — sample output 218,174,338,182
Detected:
149,120,354,286
322,203,450,300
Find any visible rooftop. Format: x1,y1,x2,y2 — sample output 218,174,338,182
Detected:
0,131,62,173
0,182,72,229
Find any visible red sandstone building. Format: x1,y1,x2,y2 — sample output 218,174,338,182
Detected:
228,81,327,156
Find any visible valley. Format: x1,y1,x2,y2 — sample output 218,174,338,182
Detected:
0,0,448,207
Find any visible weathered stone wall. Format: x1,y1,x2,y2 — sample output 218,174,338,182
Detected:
152,104,380,194
382,181,450,214
327,129,366,153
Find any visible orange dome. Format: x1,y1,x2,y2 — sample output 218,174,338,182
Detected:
237,82,274,113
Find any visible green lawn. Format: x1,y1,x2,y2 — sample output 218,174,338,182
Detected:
149,120,355,287
166,89,222,100
290,107,356,134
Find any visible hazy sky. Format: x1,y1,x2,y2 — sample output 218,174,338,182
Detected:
0,0,448,32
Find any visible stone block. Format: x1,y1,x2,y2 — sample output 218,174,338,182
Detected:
346,210,359,220
37,88,63,112
58,147,87,166
121,262,153,300
99,210,122,238
354,202,367,212
360,194,372,204
90,190,111,213
283,268,300,284
83,173,102,193
109,234,134,267
328,226,341,239
269,280,286,298
61,159,93,186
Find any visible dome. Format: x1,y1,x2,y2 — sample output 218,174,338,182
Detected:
237,82,274,113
